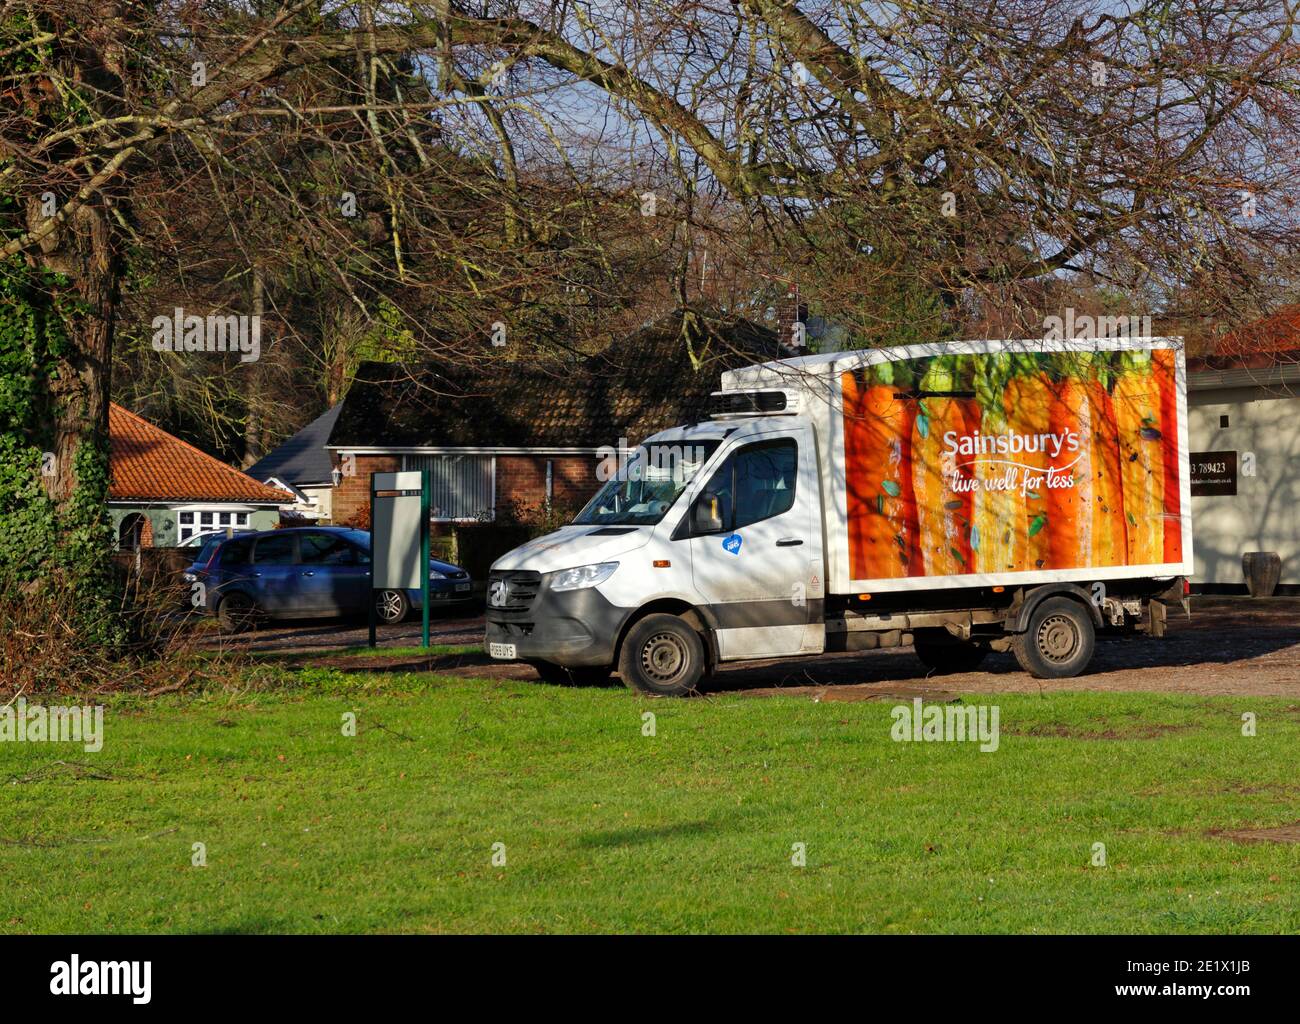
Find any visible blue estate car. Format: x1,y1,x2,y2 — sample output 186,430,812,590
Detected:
185,526,473,632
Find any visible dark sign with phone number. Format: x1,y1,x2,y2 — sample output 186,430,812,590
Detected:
1190,450,1237,496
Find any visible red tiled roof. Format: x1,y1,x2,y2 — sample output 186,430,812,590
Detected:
109,404,290,504
1197,305,1300,369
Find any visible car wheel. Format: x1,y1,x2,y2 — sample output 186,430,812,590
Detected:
1012,596,1096,679
375,589,410,624
217,592,258,633
529,661,612,686
913,630,988,674
617,614,706,697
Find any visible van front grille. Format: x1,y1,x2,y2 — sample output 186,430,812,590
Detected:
487,570,541,613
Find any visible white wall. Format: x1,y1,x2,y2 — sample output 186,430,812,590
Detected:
1188,385,1300,586
301,484,333,521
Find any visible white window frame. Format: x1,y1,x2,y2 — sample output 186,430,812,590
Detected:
173,504,255,543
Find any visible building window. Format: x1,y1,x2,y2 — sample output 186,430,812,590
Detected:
401,455,496,521
175,507,253,543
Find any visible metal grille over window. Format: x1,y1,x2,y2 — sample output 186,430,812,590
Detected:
402,455,495,520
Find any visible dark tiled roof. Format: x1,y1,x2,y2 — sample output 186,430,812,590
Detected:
329,309,778,450
109,405,290,504
246,403,343,486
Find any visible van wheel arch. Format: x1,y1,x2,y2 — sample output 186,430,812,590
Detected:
1005,583,1102,633
615,600,716,675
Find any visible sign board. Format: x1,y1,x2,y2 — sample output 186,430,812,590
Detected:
372,472,425,589
369,470,431,647
1190,450,1237,496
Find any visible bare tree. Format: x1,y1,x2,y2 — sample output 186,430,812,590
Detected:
4,0,1300,628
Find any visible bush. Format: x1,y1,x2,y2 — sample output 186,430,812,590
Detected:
0,568,234,697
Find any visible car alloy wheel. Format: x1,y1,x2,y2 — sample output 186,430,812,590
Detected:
375,589,409,624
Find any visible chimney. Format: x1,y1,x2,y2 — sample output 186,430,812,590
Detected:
776,284,807,357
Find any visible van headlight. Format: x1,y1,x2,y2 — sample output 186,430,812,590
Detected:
550,562,619,592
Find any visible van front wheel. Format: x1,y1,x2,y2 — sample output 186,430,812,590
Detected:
1012,596,1095,679
618,614,706,697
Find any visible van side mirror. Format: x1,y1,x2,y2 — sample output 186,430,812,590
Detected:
693,492,724,534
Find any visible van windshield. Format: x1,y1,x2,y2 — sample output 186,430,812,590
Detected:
573,439,720,526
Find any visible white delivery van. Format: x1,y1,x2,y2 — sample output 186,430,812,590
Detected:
486,338,1193,695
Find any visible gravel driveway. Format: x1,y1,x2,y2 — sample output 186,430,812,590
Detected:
212,596,1300,699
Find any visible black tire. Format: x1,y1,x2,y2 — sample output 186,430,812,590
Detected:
913,631,988,674
617,614,707,697
375,589,410,624
529,661,612,686
216,591,258,633
1012,596,1096,679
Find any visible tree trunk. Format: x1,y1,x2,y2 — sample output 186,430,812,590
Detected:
35,203,118,511
243,265,266,468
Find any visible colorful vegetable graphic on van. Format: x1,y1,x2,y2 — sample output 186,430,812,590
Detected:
1045,352,1094,569
911,356,975,575
842,363,919,579
1084,354,1128,567
841,344,1186,583
1152,347,1185,564
972,355,1024,572
1002,354,1054,570
1112,351,1165,565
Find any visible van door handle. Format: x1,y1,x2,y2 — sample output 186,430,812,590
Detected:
776,537,804,546
301,571,314,577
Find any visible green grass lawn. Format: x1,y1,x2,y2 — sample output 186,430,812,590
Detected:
3,666,1297,933
235,643,481,662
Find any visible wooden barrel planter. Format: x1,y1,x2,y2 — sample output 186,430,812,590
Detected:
1242,551,1282,597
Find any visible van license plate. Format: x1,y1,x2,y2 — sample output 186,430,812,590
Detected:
489,642,516,660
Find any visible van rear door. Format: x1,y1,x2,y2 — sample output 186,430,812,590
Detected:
688,426,820,659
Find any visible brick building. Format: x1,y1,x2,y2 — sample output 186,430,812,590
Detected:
326,309,778,531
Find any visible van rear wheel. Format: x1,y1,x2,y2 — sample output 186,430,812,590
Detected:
618,614,706,697
1012,596,1095,679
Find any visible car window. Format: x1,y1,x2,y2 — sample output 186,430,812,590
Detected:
195,536,222,565
253,534,296,565
300,532,359,565
219,537,252,566
698,439,797,532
